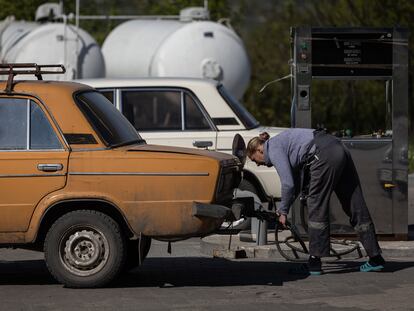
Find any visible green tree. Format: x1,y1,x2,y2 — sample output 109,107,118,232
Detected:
0,0,47,20
1,0,412,137
237,0,413,134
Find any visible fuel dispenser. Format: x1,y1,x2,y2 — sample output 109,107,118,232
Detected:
291,27,409,239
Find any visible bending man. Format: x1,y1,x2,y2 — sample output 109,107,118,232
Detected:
246,128,385,275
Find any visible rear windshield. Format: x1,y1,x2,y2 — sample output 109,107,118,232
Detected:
75,91,144,147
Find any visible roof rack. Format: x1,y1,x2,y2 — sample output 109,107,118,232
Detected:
0,63,66,93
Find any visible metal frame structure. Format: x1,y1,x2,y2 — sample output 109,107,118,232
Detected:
0,63,65,93
291,27,409,239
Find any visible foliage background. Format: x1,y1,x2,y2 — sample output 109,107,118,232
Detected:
1,0,413,169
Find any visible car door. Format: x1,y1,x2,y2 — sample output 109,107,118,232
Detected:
0,97,69,232
118,88,217,150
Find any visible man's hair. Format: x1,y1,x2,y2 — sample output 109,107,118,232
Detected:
246,132,270,157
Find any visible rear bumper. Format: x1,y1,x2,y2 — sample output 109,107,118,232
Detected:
130,199,256,240
192,197,255,221
192,202,231,219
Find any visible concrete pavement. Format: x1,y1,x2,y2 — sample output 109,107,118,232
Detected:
201,230,414,260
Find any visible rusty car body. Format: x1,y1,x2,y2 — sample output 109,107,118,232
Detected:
0,64,243,288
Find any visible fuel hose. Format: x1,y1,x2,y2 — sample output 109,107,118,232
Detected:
273,202,363,262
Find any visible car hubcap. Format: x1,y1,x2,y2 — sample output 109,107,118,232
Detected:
60,227,109,277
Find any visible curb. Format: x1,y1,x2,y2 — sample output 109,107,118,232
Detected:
201,233,414,260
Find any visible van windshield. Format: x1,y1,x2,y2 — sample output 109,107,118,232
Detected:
217,85,259,130
75,91,145,147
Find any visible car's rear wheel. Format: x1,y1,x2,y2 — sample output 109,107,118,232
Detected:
44,210,126,288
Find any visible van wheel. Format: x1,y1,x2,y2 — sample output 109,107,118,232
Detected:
239,179,259,194
44,210,126,288
125,236,152,271
234,179,260,230
222,179,259,231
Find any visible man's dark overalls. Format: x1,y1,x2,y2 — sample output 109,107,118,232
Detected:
305,130,382,258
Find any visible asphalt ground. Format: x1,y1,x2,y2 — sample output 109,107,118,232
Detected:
0,175,411,310
1,239,414,311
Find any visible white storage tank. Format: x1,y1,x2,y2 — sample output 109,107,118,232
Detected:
0,20,105,80
102,13,250,99
0,18,38,57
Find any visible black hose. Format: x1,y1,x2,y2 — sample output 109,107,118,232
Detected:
273,201,363,262
274,220,309,262
299,201,362,259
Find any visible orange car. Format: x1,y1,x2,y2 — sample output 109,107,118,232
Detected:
0,64,243,287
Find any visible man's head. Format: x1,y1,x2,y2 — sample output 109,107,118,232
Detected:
246,132,269,166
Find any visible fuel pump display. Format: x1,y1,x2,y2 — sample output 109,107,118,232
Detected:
311,32,393,77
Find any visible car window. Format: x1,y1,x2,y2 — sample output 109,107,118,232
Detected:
217,85,259,129
122,90,182,131
30,102,62,149
184,93,210,130
0,98,61,150
75,91,143,147
100,90,115,104
0,98,27,149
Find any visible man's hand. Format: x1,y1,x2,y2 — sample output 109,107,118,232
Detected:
278,214,287,228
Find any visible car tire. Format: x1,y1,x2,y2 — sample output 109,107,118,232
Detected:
232,179,260,230
124,235,152,271
44,210,126,288
239,179,258,194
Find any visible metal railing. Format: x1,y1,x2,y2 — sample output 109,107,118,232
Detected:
0,63,65,93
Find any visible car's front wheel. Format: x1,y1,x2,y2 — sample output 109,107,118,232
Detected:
44,210,126,288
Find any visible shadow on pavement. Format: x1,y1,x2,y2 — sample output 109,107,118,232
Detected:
116,257,414,288
0,257,414,287
0,259,57,285
0,257,306,287
115,258,308,288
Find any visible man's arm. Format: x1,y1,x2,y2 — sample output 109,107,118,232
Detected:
269,148,295,215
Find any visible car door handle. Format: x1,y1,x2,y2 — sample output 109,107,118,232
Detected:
193,141,213,149
37,163,63,172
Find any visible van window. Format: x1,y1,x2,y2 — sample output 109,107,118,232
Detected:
100,90,115,104
184,93,210,130
218,85,259,129
122,90,182,131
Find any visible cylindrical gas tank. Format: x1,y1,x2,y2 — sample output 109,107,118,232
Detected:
102,20,250,99
0,22,105,80
0,19,38,56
